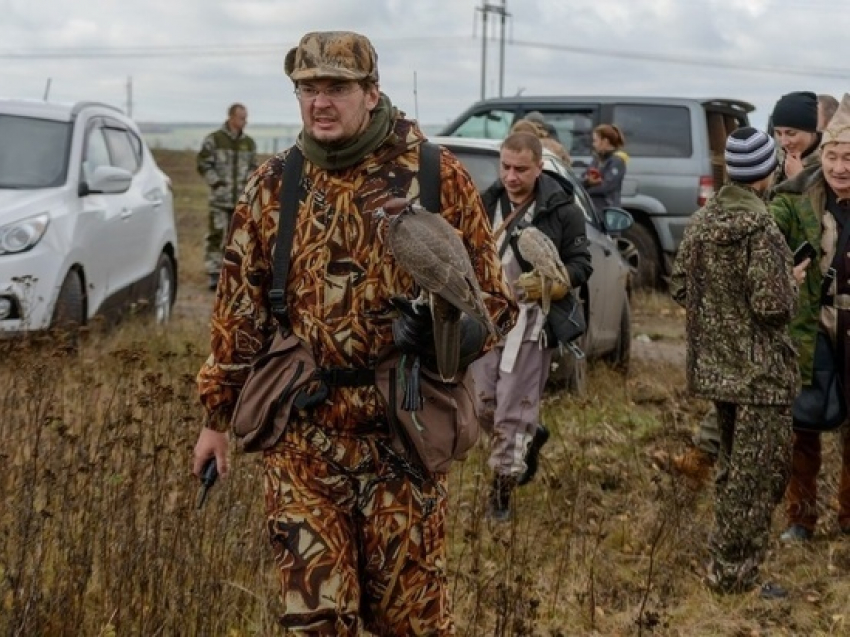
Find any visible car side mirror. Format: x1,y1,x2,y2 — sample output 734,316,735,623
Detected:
78,166,133,196
604,207,633,234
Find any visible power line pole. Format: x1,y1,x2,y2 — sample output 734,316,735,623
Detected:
476,1,511,100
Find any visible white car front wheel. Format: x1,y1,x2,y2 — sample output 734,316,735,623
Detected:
51,270,85,330
152,254,175,325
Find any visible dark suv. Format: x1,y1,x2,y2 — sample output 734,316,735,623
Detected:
439,96,754,287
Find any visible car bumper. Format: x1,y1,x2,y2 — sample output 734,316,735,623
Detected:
0,249,66,333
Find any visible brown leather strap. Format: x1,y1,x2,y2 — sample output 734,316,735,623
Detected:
493,198,533,241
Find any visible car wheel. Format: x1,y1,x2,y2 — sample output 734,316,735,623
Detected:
51,270,85,330
152,253,176,324
617,222,659,289
606,298,631,373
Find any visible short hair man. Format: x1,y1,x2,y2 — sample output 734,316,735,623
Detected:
473,131,592,521
671,127,799,596
196,103,257,290
192,31,516,634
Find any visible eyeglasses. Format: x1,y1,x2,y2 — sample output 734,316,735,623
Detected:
294,83,360,102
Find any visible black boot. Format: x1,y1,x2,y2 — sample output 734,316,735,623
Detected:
518,424,550,486
487,474,516,523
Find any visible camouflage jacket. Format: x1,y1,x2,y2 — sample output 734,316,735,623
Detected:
197,116,518,431
196,123,258,210
671,184,799,404
771,167,834,384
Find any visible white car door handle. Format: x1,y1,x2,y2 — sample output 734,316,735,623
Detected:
150,198,163,208
120,207,132,219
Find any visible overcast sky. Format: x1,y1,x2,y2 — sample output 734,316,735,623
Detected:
3,0,848,129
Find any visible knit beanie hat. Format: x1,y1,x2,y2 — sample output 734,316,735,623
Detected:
725,127,777,184
771,91,818,132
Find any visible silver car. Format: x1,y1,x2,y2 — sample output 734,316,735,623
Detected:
0,99,179,333
430,136,633,393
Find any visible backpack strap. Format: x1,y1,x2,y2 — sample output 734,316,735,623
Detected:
268,142,440,327
269,146,304,327
419,141,442,212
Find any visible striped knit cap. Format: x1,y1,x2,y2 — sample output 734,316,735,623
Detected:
724,127,777,184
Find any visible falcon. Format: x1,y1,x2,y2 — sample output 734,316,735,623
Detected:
515,226,571,314
378,197,499,381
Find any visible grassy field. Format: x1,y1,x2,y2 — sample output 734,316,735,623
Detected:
2,150,849,635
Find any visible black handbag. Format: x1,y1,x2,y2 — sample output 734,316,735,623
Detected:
792,330,847,432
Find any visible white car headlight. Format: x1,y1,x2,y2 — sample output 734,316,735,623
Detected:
0,213,50,255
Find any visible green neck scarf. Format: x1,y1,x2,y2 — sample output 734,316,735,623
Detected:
298,94,395,170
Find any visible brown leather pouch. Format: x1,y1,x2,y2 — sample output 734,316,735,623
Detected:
375,350,480,474
231,331,320,452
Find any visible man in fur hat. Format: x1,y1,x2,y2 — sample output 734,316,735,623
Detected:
772,93,850,543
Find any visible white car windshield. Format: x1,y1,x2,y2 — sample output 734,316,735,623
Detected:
0,115,71,189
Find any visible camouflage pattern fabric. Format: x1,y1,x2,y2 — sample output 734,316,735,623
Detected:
671,184,799,405
264,420,452,634
197,115,516,432
707,402,792,593
196,123,258,274
196,113,516,632
285,31,379,83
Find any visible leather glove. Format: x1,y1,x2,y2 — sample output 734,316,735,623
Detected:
390,296,436,359
515,271,569,303
391,297,487,371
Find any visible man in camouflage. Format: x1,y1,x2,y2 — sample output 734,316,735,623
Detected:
196,102,257,290
192,31,516,634
671,127,799,596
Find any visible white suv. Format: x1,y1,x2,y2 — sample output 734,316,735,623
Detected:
0,99,179,333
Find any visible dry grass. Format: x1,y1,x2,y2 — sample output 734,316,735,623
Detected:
2,151,850,636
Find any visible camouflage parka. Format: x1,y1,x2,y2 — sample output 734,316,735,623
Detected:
671,184,799,405
196,123,258,211
197,115,517,431
770,165,831,384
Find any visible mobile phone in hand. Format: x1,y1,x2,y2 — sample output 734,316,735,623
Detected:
793,241,817,266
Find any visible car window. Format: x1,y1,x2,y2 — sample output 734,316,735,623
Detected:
0,115,71,189
526,110,596,158
83,126,112,182
452,109,514,140
104,126,142,173
443,148,500,191
613,104,692,158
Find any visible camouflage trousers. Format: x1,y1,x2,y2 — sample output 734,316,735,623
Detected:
263,420,454,635
204,204,233,275
707,401,792,593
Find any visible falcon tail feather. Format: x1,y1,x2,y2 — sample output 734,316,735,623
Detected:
431,297,462,382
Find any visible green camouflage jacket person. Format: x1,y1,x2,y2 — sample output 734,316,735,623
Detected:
671,184,799,405
770,165,829,384
196,123,258,211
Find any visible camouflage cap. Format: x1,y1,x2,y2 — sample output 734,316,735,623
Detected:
284,31,379,83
